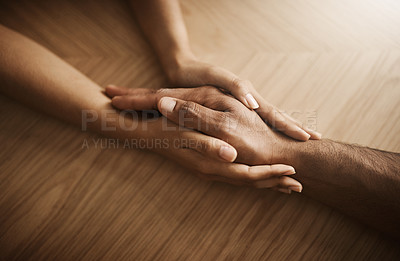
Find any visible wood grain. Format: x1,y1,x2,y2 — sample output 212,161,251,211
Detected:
0,0,399,260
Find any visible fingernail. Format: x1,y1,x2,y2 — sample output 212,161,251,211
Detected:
278,188,292,194
245,93,259,109
288,186,302,193
219,146,237,162
296,126,311,140
107,84,116,87
315,132,322,139
282,167,296,175
159,97,176,113
304,127,322,139
312,130,322,139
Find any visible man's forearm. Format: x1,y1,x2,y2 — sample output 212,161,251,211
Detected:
282,139,400,237
129,0,195,75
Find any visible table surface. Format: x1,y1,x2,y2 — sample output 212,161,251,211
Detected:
1,0,400,260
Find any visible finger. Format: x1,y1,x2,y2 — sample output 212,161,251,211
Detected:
197,164,294,189
304,127,322,140
181,131,237,162
195,173,247,186
158,97,224,137
111,94,158,111
111,88,194,111
272,187,292,194
106,85,130,97
278,111,322,140
251,89,322,140
219,164,296,182
106,85,154,98
254,176,303,192
162,142,242,184
196,167,300,190
282,112,322,140
170,144,298,188
204,67,259,109
256,103,311,141
195,164,296,187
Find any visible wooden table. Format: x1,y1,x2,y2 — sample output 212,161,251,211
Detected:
1,0,399,259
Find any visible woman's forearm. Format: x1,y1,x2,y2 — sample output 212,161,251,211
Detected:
0,25,145,139
129,0,195,74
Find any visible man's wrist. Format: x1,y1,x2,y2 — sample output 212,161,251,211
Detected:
268,135,312,171
273,138,329,179
271,138,299,164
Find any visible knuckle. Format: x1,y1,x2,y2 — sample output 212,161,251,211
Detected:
198,138,212,154
231,78,241,88
199,85,220,97
155,89,166,102
155,88,172,102
232,78,251,90
216,113,235,134
241,167,254,181
155,88,167,95
215,113,229,132
181,101,200,117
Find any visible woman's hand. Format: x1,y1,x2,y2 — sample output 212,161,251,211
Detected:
166,57,261,108
127,0,319,141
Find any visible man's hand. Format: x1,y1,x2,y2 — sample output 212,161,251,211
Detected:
106,85,303,193
163,57,322,141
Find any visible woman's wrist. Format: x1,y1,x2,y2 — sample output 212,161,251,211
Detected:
161,48,197,81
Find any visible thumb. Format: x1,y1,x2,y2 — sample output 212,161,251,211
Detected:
158,97,224,138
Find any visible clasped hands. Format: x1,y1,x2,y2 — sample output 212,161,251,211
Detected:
105,59,321,194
